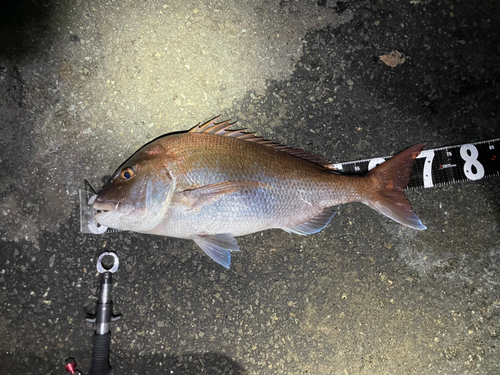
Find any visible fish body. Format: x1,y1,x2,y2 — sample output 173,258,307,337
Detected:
94,118,426,268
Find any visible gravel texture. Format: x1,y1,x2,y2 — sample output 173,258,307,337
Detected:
1,0,499,374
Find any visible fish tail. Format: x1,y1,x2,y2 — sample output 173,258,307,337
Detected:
364,143,427,230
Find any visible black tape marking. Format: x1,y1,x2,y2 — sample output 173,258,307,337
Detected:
331,138,500,190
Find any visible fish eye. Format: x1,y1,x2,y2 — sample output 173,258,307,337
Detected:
120,166,135,180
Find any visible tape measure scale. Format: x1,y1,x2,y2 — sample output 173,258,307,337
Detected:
331,138,500,190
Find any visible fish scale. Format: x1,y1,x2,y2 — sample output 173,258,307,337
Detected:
162,134,328,236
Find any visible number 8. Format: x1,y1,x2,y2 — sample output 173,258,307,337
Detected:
460,144,485,180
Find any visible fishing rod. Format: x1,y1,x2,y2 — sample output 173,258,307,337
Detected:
65,252,121,375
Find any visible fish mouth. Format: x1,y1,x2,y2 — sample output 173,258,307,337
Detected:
93,200,118,220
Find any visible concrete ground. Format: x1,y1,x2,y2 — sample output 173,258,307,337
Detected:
1,0,499,374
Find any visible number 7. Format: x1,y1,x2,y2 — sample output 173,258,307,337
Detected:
417,150,435,188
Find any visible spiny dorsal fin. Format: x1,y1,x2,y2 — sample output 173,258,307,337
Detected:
190,116,335,169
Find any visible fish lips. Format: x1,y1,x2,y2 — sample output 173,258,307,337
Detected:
93,200,119,222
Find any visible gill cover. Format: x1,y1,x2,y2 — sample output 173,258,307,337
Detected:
136,177,176,233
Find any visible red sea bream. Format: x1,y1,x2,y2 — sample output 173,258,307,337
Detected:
93,118,426,268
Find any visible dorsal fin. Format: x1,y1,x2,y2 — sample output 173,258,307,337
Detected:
189,116,335,169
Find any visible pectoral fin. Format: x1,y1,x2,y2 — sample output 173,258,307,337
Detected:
181,181,266,212
193,233,240,269
283,207,337,236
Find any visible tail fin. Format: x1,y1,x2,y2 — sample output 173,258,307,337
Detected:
365,143,427,230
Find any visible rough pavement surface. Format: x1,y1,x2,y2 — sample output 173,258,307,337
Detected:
1,0,499,374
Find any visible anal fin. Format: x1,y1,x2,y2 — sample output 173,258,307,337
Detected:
283,207,337,236
193,233,240,269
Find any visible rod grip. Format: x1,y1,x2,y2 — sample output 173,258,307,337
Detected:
89,333,112,375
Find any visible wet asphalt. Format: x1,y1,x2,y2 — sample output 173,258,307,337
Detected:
1,0,499,374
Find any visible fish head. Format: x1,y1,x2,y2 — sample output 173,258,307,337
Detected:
93,142,176,232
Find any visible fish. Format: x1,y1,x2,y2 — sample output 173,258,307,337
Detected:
93,117,426,268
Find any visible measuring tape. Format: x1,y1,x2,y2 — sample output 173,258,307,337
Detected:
332,138,500,190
